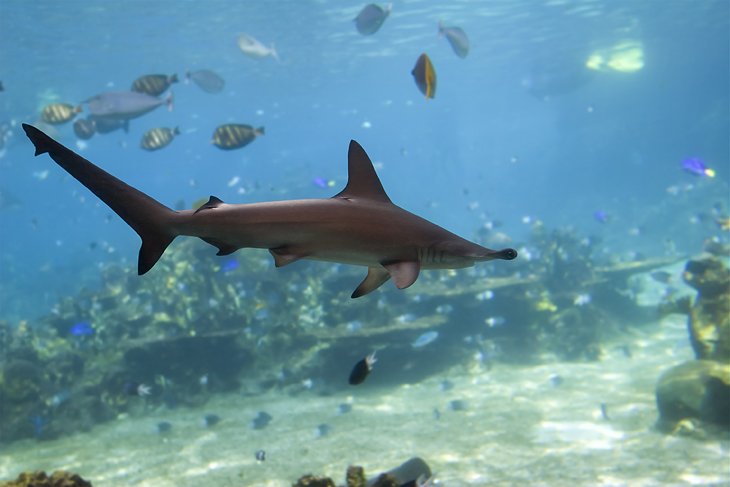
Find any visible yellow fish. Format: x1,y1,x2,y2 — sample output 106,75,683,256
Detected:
411,53,436,99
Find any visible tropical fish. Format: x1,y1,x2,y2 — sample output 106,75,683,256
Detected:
203,414,220,427
211,124,264,150
349,351,376,385
22,124,517,298
41,103,81,124
69,321,94,336
156,421,172,434
140,127,180,151
438,22,470,58
681,157,715,177
73,118,96,140
237,33,279,61
85,91,173,121
354,3,392,35
131,73,178,97
251,411,272,430
315,423,331,438
186,70,225,94
411,331,439,348
123,381,151,396
411,53,436,99
255,450,266,461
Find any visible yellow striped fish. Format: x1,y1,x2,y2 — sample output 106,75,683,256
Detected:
131,74,178,97
140,127,180,151
41,103,81,124
211,124,265,150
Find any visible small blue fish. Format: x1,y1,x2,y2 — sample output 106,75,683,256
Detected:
681,157,715,177
70,321,94,336
220,257,239,273
411,331,439,348
313,177,327,188
251,411,272,430
157,421,172,434
593,210,609,223
315,423,331,438
255,449,266,461
30,415,50,438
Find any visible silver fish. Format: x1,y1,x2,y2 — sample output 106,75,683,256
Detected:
237,33,279,61
354,3,392,35
85,91,173,121
438,22,470,58
186,70,225,94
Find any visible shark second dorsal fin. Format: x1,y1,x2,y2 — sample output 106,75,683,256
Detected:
194,195,225,214
333,140,391,203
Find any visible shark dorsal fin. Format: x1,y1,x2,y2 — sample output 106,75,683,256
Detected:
194,195,225,214
333,140,391,203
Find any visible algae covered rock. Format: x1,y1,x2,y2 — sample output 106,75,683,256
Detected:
683,256,730,361
0,470,92,487
292,475,336,487
655,359,730,431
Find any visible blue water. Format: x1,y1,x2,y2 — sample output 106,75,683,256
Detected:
1,1,728,319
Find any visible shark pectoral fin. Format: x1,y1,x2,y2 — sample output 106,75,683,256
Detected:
384,261,421,289
352,266,391,298
269,248,305,267
201,237,237,256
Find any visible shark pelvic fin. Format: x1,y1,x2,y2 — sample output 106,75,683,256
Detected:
269,247,306,267
201,237,238,256
352,266,391,298
333,140,391,203
384,261,421,289
194,195,225,214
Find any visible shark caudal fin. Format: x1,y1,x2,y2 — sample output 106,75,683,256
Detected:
22,123,178,275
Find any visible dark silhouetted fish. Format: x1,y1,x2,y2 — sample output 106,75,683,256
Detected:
41,103,81,125
354,3,391,35
203,413,221,427
438,22,470,58
251,411,272,430
411,53,436,99
85,91,173,122
73,118,96,140
349,351,376,385
255,449,266,461
131,73,178,97
90,116,130,134
212,124,264,150
186,69,225,94
22,124,517,298
156,421,172,434
141,127,180,151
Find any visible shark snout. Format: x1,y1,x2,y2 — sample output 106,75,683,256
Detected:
495,248,518,260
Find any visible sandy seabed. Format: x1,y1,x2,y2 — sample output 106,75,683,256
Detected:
1,313,728,487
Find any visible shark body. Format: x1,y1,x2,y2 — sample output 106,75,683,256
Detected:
23,123,516,298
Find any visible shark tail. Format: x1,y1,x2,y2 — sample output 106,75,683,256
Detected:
22,123,178,275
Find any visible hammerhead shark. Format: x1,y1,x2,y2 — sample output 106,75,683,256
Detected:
23,124,517,298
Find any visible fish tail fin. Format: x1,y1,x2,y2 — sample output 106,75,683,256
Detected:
173,126,181,136
256,126,265,136
22,123,180,275
270,44,280,63
166,91,174,112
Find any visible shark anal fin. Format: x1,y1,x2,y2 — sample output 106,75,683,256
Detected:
352,266,391,298
201,237,237,256
384,261,421,289
194,195,225,214
269,247,306,267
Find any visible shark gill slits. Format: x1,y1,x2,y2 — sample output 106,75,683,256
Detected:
41,103,81,124
212,124,265,150
140,127,180,151
411,53,436,99
131,74,179,97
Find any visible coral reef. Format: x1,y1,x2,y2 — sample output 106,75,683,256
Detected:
0,224,672,444
0,470,92,487
655,255,730,434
